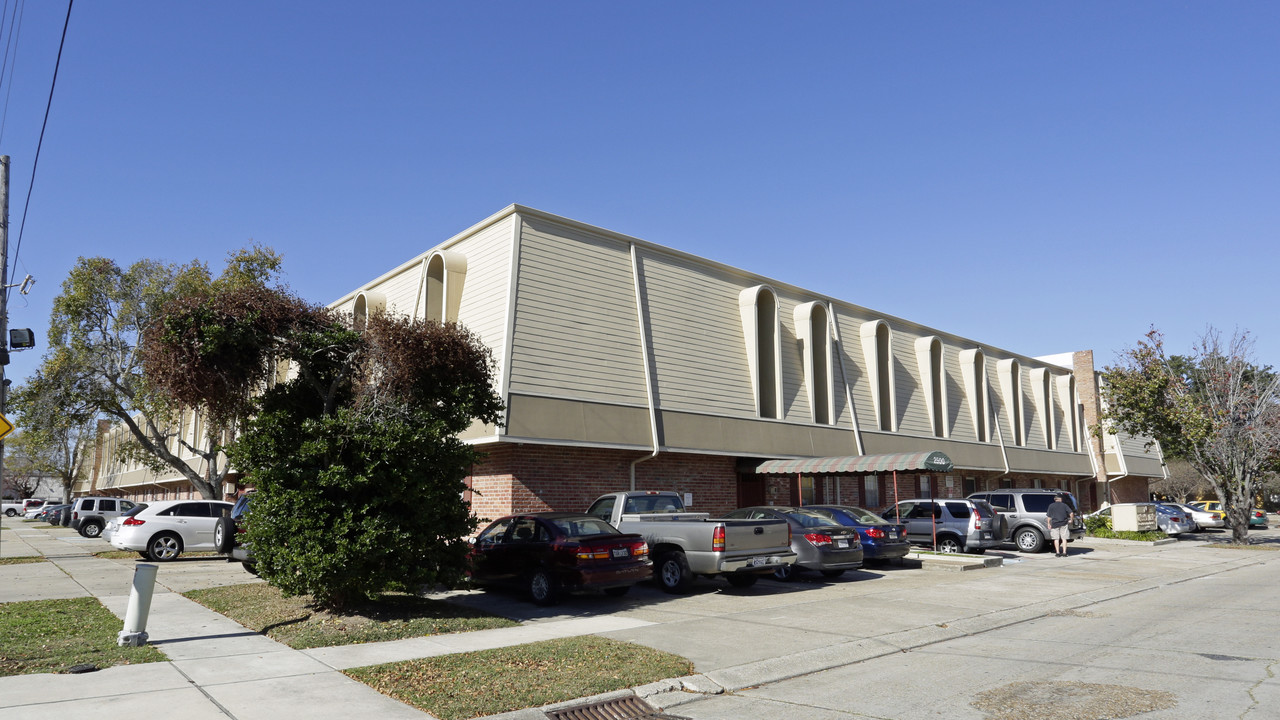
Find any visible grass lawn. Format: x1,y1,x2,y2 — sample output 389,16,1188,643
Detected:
184,582,518,649
0,597,165,676
347,635,694,720
0,556,45,565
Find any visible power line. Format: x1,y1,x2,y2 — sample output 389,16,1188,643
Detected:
9,0,70,303
0,0,28,145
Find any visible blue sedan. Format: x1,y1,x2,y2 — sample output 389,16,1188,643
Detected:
805,505,911,562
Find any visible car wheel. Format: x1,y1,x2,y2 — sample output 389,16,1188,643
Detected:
1015,527,1045,553
4,509,16,517
603,586,631,597
936,536,963,553
147,533,183,561
657,551,694,594
214,517,235,554
820,569,846,579
773,564,797,581
528,569,560,606
725,573,759,588
80,521,103,539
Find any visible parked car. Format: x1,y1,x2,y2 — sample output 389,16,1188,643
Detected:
2,499,29,516
1187,501,1268,528
967,489,1086,553
1154,504,1195,535
587,490,795,593
23,502,50,519
469,512,652,605
1249,508,1268,528
880,498,1003,554
70,497,138,538
108,499,233,561
723,506,863,580
1166,502,1224,530
38,504,71,525
800,505,910,563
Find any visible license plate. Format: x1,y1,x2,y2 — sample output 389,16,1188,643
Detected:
836,539,848,548
611,548,629,558
751,556,772,567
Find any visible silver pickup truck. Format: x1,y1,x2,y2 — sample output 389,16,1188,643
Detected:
586,491,796,593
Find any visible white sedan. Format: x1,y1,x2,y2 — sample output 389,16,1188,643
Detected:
109,499,233,561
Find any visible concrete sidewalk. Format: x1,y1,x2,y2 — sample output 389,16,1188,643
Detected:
0,519,651,720
3,516,1277,720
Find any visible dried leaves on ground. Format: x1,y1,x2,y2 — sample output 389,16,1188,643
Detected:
184,582,517,649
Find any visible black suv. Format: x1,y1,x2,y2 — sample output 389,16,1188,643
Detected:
968,489,1086,553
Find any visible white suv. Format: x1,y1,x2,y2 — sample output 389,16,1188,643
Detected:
108,499,233,561
70,497,138,538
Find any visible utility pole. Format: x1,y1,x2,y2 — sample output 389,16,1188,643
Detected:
1,155,9,489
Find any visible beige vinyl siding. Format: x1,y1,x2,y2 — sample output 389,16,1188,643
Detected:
638,250,755,415
1022,370,1047,449
943,345,975,441
832,310,877,432
451,216,514,374
508,218,648,405
891,328,932,436
375,265,423,317
774,288,811,423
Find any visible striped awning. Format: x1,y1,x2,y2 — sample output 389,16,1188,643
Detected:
752,451,954,476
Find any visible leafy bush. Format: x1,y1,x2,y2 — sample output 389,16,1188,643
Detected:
1084,513,1167,541
227,315,503,610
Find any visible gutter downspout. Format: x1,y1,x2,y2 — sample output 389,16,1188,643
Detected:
990,370,1012,488
628,242,660,491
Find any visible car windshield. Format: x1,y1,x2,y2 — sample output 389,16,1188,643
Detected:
551,517,621,538
121,504,147,517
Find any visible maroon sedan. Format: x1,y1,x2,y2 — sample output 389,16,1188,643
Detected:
469,512,652,606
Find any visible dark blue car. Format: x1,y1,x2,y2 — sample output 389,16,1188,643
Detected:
805,505,911,562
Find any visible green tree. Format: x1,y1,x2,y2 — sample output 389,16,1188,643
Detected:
10,347,100,503
1100,328,1280,542
143,287,503,609
41,246,283,499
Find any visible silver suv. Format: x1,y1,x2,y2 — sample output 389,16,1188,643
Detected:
968,489,1085,553
70,497,138,538
880,498,1004,554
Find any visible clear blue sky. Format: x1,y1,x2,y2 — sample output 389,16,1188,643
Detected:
1,2,1277,391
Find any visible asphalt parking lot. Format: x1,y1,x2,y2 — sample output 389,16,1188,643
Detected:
4,515,1279,720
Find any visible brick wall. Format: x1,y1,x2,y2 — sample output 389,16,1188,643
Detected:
466,444,740,525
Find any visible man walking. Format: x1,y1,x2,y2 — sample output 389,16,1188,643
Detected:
1046,493,1074,557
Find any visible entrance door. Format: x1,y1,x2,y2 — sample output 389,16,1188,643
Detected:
738,476,766,507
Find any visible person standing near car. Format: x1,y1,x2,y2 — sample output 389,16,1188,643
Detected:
1046,493,1074,557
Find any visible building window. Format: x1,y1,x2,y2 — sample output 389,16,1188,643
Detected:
353,290,386,332
864,475,880,508
861,321,896,431
960,349,989,442
915,336,947,438
739,286,782,419
419,250,468,324
920,475,931,497
796,302,834,425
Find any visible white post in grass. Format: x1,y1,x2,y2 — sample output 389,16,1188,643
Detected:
118,564,159,646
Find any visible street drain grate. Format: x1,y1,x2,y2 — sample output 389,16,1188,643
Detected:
545,696,689,720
